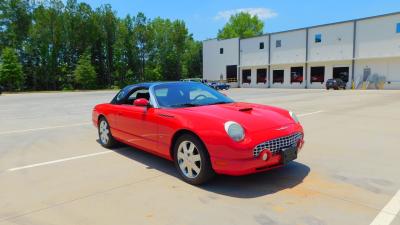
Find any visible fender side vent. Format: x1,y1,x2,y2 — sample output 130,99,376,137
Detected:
239,107,253,112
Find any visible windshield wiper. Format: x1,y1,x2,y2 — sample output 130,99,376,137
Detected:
169,103,200,108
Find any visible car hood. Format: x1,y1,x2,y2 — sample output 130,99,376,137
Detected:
175,102,295,132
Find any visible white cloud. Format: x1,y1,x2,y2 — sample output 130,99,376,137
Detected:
215,8,278,21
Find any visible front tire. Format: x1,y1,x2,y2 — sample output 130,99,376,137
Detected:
173,134,214,185
98,117,117,148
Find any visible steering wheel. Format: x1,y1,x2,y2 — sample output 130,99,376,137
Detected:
193,94,207,101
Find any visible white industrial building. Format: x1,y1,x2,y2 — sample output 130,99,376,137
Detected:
203,12,400,89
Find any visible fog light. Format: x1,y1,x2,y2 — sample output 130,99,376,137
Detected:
260,150,270,161
262,153,268,161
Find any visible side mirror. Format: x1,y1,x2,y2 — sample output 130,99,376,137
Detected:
134,98,149,107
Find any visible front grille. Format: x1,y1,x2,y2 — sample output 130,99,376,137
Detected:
253,132,302,157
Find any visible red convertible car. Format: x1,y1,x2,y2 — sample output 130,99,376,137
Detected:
92,82,304,185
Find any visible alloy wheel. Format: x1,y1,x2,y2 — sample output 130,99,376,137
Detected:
99,120,110,144
177,141,202,178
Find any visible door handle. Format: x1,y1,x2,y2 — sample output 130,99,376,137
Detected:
158,113,174,118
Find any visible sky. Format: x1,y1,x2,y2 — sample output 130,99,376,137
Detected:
76,0,400,40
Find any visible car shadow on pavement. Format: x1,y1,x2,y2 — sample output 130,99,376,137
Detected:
201,162,310,198
109,143,310,199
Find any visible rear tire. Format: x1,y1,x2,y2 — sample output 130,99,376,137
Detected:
173,134,215,185
98,117,117,148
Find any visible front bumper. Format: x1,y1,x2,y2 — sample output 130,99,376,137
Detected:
326,84,338,88
92,109,99,127
206,123,304,176
211,139,304,176
211,154,283,176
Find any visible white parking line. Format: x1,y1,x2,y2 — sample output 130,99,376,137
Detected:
298,110,324,117
370,190,400,225
0,122,91,135
7,151,112,172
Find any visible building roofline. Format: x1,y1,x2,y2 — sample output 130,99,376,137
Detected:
239,35,269,41
203,38,218,42
267,11,400,36
205,11,400,41
203,37,239,42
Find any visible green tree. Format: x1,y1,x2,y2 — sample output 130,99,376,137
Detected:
74,52,97,89
100,4,117,86
0,47,25,91
133,12,151,81
28,0,64,90
147,18,190,81
0,1,203,91
217,12,264,39
113,15,139,87
182,39,202,78
0,0,32,50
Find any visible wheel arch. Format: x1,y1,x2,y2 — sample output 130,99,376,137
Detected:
97,114,106,127
169,129,208,160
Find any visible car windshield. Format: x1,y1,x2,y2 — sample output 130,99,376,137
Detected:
153,82,234,108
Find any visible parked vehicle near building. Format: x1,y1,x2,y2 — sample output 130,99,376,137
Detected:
326,78,346,90
92,82,304,185
180,78,203,83
209,82,230,90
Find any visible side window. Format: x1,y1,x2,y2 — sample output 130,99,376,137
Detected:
155,88,168,97
125,88,150,104
116,90,125,102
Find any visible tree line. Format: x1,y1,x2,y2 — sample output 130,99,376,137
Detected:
0,0,202,91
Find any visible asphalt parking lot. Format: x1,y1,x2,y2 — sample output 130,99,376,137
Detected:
0,88,400,225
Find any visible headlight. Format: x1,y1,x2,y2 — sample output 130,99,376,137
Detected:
289,111,299,123
224,121,245,142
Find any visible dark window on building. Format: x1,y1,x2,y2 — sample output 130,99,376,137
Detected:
315,34,322,43
273,70,284,83
276,40,281,48
226,65,237,82
310,67,325,83
259,42,264,49
397,23,400,33
290,67,303,83
257,69,267,83
242,69,251,84
220,48,224,54
333,67,349,83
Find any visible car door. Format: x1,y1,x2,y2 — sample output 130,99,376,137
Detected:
116,87,158,152
103,89,130,140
